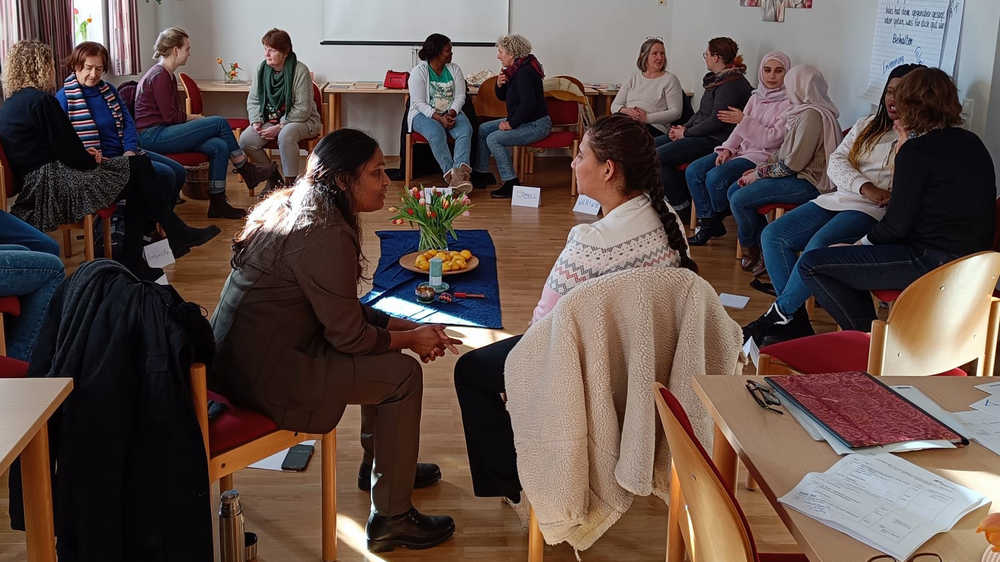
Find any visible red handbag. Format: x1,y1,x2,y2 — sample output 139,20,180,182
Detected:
384,70,409,89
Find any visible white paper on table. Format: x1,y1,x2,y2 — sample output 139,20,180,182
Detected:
952,410,1000,456
571,194,601,215
719,293,750,309
779,453,990,561
975,380,1000,395
248,440,316,471
891,385,969,438
971,395,1000,413
143,238,175,268
511,185,541,208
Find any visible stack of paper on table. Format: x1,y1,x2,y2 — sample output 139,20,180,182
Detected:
352,81,380,89
779,453,990,561
947,380,1000,456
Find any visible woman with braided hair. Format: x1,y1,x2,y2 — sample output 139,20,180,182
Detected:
453,113,696,510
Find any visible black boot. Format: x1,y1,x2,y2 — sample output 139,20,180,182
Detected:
357,462,442,492
742,302,786,347
207,192,246,219
236,160,277,191
490,178,517,199
761,306,815,347
687,215,726,246
366,508,455,552
471,170,496,189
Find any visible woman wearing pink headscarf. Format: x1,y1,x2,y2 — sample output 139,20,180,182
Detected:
686,51,791,246
728,64,842,273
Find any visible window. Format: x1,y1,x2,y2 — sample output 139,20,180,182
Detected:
72,0,105,45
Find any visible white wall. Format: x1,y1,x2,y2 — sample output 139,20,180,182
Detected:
137,0,1000,162
138,0,672,154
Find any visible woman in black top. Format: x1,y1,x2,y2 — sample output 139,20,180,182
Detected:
655,37,753,219
471,34,552,199
0,40,174,279
798,67,996,331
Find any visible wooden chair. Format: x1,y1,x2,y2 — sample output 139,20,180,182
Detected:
188,363,338,561
517,76,585,195
472,76,507,120
254,82,327,195
0,140,111,261
178,73,250,139
0,296,19,357
758,250,1000,378
401,93,455,189
652,382,807,562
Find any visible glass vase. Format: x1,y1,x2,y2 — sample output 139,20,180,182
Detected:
418,226,448,252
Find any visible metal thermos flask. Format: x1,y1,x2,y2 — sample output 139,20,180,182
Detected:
219,489,246,562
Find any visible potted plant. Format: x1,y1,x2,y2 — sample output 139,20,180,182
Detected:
389,186,472,251
216,58,242,83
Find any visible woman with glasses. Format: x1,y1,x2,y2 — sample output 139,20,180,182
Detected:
654,37,753,222
610,37,683,138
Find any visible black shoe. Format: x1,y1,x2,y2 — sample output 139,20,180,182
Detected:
357,462,442,492
207,193,246,219
471,170,496,189
742,303,786,347
366,508,455,553
750,278,777,296
687,216,726,246
236,160,277,190
761,307,815,347
490,178,517,199
169,224,221,259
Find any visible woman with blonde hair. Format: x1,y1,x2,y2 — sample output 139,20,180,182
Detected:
135,27,278,219
610,37,684,138
470,33,551,198
0,40,174,279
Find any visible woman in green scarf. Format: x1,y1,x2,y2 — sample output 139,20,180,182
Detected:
240,28,322,188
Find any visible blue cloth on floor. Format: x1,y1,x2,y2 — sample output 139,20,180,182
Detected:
362,229,503,329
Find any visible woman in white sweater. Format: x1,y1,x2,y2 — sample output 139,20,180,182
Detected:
453,114,695,504
610,38,684,138
743,63,924,346
407,33,473,191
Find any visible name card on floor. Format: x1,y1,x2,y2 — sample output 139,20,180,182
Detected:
143,238,175,268
423,187,453,200
719,293,750,309
572,195,601,215
743,337,759,369
511,185,541,208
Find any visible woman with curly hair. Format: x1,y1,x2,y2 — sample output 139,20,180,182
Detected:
0,40,175,279
471,33,551,198
454,113,696,507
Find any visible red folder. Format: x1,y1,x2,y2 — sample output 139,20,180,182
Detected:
765,371,968,449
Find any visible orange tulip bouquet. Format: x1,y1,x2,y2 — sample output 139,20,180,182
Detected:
981,513,1000,561
389,186,473,252
217,58,241,82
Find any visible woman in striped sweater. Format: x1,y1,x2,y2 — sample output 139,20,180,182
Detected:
453,114,696,506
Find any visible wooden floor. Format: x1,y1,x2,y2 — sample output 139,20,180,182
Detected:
0,155,840,561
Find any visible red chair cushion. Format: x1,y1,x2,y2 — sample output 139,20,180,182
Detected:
165,152,210,166
759,554,809,562
178,73,204,114
761,331,966,376
0,356,29,378
227,118,251,131
206,390,279,456
545,98,579,126
0,142,16,198
96,204,117,220
872,290,902,304
676,163,688,172
757,203,799,215
0,296,21,316
530,131,578,149
411,132,428,144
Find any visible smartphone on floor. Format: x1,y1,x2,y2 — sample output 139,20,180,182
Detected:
281,443,314,471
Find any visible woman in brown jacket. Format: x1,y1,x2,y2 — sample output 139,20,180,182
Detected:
210,129,460,553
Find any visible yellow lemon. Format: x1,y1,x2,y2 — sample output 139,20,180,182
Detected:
460,250,472,259
442,263,453,272
423,250,436,259
454,258,467,269
435,252,448,260
418,262,429,271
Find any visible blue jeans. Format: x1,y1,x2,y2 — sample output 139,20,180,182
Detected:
0,211,59,256
727,176,820,247
761,202,877,315
474,116,552,182
146,150,187,198
412,112,473,174
685,153,755,218
138,116,243,194
0,246,65,361
798,244,954,331
655,135,717,209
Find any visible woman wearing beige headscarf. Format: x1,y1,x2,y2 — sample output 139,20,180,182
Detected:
728,64,842,273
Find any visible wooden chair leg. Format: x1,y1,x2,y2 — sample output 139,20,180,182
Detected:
689,203,698,231
220,473,235,493
805,296,816,316
321,430,337,562
528,504,544,562
62,229,72,258
736,240,742,259
527,150,535,175
570,140,579,196
0,312,6,356
405,134,414,188
666,464,685,562
102,216,113,259
82,215,95,262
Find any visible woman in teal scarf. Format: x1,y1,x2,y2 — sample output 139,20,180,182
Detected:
240,28,322,189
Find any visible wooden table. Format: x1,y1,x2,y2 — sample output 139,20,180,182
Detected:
322,83,619,132
0,378,73,562
691,375,1000,562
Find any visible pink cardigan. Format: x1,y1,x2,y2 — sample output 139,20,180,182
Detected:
716,95,791,164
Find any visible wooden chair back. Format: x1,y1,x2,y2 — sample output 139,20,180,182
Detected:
653,382,757,562
178,72,204,116
869,250,1000,376
474,76,508,120
0,141,13,211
